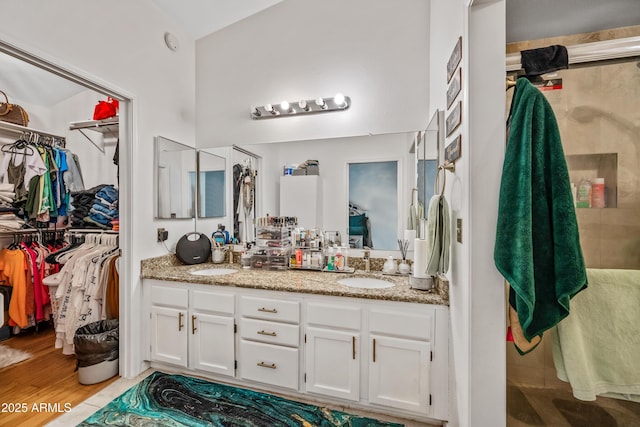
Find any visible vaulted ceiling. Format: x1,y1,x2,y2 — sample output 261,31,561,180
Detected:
1,1,637,107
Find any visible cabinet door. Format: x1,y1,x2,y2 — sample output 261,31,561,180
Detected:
369,335,431,414
189,311,235,377
305,327,359,401
150,306,188,367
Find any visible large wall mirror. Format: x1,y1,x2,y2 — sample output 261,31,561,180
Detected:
204,133,413,253
415,110,443,236
197,150,226,218
154,136,196,219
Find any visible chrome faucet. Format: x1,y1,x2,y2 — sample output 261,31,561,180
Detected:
363,249,370,272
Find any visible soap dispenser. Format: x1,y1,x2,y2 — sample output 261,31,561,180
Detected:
383,256,397,274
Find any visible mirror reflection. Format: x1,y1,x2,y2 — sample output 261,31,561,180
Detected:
348,160,398,249
415,111,442,236
227,133,413,252
155,136,196,219
197,150,226,218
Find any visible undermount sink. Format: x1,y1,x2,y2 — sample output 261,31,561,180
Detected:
338,277,394,289
190,268,238,276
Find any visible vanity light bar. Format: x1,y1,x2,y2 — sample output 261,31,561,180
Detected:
250,94,350,119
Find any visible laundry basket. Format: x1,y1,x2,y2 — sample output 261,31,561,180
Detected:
74,319,119,385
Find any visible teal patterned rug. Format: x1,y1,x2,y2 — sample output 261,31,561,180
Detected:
79,371,403,426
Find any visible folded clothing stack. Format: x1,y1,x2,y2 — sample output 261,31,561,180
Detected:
70,184,107,228
87,185,118,229
0,183,16,209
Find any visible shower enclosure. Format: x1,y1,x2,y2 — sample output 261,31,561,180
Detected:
505,32,640,426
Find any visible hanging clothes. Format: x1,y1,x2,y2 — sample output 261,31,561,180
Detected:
48,233,119,354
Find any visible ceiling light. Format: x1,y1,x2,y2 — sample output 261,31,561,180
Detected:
250,95,350,119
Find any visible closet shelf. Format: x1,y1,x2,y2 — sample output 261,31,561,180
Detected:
0,121,66,140
68,117,119,153
69,117,119,134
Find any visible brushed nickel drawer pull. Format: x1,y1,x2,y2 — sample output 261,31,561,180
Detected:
352,336,356,360
257,361,277,369
192,315,197,334
257,330,277,336
258,307,278,313
178,312,184,331
373,338,376,362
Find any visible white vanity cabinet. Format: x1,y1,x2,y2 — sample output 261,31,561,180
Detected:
303,298,448,420
237,295,301,390
368,307,434,414
148,281,236,377
305,300,361,401
144,278,448,423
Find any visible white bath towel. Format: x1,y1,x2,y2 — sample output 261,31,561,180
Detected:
551,268,640,402
425,194,450,275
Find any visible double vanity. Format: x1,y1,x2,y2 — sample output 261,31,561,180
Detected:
141,255,449,423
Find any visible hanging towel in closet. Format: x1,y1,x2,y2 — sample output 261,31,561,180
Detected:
494,78,587,352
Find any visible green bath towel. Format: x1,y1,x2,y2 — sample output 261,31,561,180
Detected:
551,269,640,402
495,78,587,345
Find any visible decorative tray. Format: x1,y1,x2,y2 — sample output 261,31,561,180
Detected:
321,267,355,274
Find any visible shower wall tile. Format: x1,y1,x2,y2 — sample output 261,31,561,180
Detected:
599,208,640,269
576,209,602,268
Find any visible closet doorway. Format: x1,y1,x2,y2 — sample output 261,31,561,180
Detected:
0,39,132,425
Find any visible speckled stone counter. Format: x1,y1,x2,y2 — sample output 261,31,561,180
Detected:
141,254,449,306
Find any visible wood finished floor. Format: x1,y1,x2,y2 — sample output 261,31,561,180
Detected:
0,322,118,427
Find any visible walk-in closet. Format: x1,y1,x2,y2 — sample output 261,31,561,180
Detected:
0,49,122,426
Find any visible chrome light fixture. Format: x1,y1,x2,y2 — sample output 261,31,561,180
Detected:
251,93,350,119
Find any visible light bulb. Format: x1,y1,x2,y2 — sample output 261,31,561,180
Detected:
252,107,261,117
315,98,326,109
334,93,345,106
298,100,309,111
280,100,290,111
265,104,276,114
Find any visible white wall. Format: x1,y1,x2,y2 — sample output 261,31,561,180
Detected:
195,0,430,147
428,0,506,426
0,0,197,377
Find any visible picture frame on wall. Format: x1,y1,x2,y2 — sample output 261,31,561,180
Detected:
446,101,462,136
445,134,462,164
446,67,462,109
446,36,462,83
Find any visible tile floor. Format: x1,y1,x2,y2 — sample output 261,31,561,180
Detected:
46,369,439,426
507,382,640,426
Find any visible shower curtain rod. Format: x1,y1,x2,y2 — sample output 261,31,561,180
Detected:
506,35,640,72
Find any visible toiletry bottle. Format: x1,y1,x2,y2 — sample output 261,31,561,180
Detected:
576,177,592,208
334,246,344,271
383,256,397,274
591,178,605,208
326,247,335,271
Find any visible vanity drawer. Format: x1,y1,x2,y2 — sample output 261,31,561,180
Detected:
191,289,234,315
151,285,188,308
240,296,300,324
239,340,299,390
369,307,434,341
306,301,361,330
240,318,299,347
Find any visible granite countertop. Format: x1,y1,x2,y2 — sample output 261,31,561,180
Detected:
141,255,449,306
